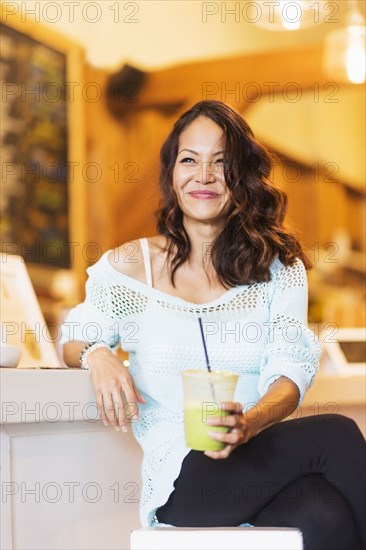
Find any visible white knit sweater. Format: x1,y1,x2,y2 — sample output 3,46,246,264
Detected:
61,243,321,527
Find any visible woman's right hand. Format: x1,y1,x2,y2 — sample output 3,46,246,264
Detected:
87,347,146,432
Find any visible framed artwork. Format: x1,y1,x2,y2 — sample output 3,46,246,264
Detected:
0,253,61,368
0,7,87,290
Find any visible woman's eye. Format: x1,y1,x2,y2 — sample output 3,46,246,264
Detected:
178,157,224,165
180,157,195,163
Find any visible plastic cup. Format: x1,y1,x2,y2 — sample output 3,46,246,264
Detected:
181,369,239,451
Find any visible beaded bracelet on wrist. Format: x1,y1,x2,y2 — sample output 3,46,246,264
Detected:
79,342,110,370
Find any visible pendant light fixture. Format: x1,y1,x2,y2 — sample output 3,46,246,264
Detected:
323,0,366,84
251,0,329,31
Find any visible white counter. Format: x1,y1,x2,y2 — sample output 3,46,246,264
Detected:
0,368,143,550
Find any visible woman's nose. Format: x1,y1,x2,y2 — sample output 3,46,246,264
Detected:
195,162,216,184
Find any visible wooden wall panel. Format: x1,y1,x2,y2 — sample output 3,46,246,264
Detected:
271,160,319,252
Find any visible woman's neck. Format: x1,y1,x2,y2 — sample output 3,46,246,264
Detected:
181,217,224,270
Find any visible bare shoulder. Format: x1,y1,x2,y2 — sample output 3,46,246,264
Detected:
107,236,167,282
107,239,145,280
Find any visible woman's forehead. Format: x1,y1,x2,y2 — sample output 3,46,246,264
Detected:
178,117,225,150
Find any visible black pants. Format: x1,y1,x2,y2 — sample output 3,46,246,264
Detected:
156,415,366,550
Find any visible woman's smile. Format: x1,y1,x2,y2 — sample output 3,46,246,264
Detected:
188,190,220,200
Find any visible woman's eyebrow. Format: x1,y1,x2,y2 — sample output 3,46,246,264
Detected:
178,148,225,155
178,148,198,155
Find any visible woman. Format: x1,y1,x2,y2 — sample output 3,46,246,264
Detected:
61,101,365,550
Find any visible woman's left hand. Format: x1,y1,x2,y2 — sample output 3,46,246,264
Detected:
204,401,259,460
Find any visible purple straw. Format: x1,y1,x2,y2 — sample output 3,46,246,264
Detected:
198,317,211,372
198,317,217,403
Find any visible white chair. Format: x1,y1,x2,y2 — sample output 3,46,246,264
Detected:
130,526,303,549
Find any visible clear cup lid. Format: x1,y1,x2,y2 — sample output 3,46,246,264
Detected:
181,369,239,381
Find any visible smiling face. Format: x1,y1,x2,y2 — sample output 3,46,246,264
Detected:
172,116,232,226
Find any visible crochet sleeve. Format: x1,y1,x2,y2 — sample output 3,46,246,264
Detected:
60,263,119,348
257,258,321,406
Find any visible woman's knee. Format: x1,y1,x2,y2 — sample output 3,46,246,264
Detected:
317,413,360,430
313,414,364,443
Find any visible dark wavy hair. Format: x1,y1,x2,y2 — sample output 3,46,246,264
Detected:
155,100,312,288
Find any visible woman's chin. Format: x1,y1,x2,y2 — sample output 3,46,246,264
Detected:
184,216,226,228
182,208,227,223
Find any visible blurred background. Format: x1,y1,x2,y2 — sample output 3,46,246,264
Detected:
1,0,365,346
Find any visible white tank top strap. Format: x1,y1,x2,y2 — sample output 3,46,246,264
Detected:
140,237,153,287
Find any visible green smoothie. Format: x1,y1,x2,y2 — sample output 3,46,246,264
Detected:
184,406,229,451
